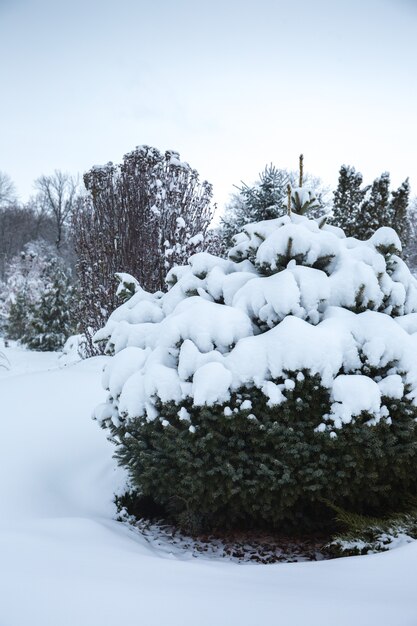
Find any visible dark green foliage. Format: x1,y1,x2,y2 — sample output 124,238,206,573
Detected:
391,178,411,251
115,492,167,522
108,369,417,533
405,197,417,268
6,292,31,340
332,167,413,252
358,172,391,240
332,165,368,237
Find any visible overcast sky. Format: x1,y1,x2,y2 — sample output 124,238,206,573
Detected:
1,0,416,212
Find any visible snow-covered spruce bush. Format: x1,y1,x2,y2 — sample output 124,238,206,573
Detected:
94,213,417,531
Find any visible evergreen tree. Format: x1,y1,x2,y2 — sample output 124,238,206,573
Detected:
220,165,289,248
2,241,53,340
6,292,32,340
1,242,75,350
390,178,411,250
356,172,391,240
332,165,367,236
22,258,74,351
405,196,417,270
220,163,328,249
94,200,417,532
332,168,413,250
237,164,289,223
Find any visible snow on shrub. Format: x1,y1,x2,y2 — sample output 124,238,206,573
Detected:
59,334,88,365
94,211,417,531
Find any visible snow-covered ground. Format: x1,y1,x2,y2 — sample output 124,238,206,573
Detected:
0,344,416,626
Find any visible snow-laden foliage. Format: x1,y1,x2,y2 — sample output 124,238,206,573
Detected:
94,211,417,530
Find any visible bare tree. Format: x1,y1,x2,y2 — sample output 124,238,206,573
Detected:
0,200,57,280
72,145,214,355
35,171,78,251
0,171,17,208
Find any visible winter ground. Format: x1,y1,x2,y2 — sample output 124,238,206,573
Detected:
0,345,416,626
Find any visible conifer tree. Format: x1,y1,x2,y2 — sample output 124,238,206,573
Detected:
3,242,53,340
238,164,289,223
356,172,391,240
22,258,74,351
220,165,289,248
332,165,367,236
332,168,413,249
390,178,411,250
6,292,32,340
405,196,417,269
221,161,328,249
94,195,417,532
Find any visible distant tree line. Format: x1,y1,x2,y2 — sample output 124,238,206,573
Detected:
0,169,79,350
0,170,78,281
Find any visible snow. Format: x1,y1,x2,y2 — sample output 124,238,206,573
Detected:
178,406,191,421
193,361,232,405
330,375,382,427
188,232,204,246
60,333,87,364
233,269,303,326
378,374,404,399
255,221,340,272
0,343,417,625
98,303,417,427
115,272,140,298
103,345,150,399
262,380,286,406
94,214,417,427
369,226,402,252
395,312,417,334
